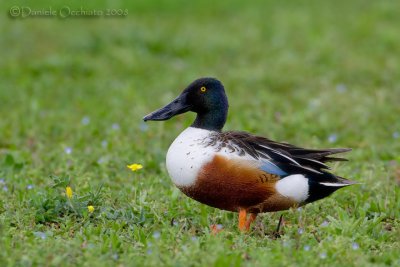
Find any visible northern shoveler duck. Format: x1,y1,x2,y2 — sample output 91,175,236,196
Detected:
143,77,355,231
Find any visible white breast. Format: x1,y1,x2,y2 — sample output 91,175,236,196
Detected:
166,127,214,187
166,127,254,187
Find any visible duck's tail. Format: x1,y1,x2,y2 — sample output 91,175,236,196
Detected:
318,176,358,187
306,174,357,203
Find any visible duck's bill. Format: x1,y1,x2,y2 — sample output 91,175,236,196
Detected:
143,95,191,121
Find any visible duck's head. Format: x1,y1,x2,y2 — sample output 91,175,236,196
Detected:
143,77,228,131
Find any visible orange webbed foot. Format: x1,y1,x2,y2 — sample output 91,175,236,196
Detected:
239,209,258,232
245,213,257,231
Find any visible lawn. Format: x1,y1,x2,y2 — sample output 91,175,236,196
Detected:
0,0,399,266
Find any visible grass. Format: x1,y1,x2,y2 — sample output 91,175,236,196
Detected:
1,0,400,266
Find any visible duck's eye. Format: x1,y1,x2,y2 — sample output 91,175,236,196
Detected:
200,87,207,93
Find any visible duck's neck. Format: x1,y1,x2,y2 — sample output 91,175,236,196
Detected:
191,109,227,132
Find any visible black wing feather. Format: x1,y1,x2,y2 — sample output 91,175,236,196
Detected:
216,131,351,174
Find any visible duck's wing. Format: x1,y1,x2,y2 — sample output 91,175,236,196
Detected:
213,131,351,176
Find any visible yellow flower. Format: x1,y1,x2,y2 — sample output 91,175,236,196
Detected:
127,163,143,172
87,205,95,213
66,186,73,199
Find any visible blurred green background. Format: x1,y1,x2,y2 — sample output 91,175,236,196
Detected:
0,1,399,266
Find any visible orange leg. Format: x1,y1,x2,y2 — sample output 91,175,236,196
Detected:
245,213,257,231
238,208,247,231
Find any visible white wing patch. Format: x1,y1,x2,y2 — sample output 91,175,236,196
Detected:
275,174,309,203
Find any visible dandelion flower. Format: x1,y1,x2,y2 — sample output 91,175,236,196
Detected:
66,186,73,199
87,205,95,213
127,163,143,172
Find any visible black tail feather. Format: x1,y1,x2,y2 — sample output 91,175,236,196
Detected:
306,174,356,203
